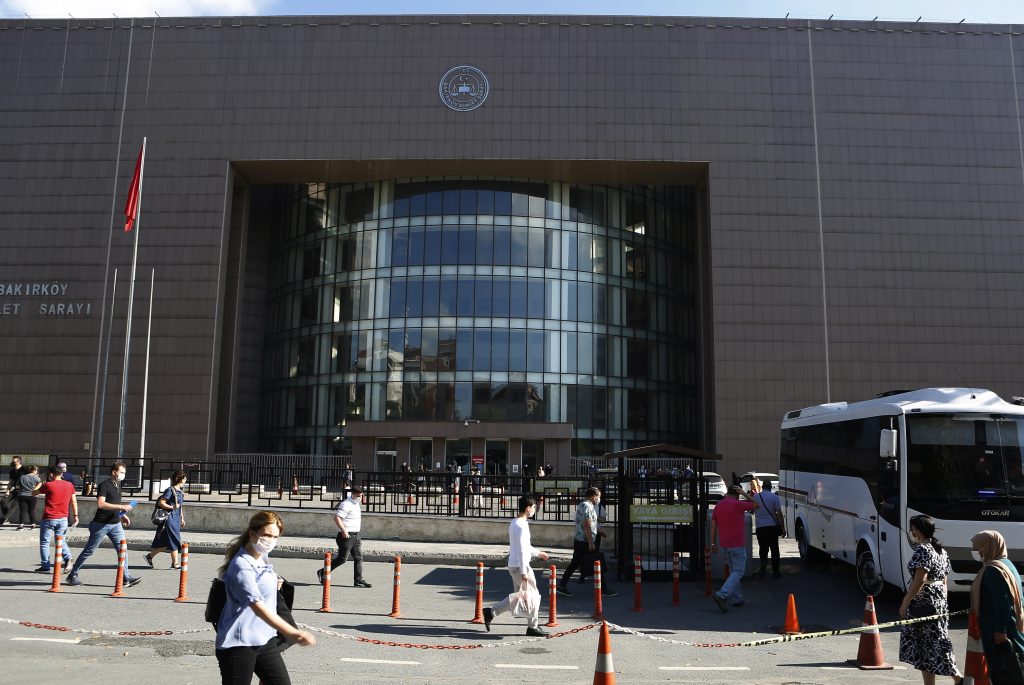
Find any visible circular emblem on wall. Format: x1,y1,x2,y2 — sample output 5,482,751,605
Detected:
439,65,490,112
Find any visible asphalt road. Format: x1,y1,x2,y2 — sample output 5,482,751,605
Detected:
0,539,973,684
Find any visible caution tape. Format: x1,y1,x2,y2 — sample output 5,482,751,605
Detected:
607,608,971,648
298,622,598,649
0,616,214,637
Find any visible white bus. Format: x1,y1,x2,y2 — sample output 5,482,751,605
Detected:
780,388,1024,595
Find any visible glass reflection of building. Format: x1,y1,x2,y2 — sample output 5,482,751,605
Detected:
261,178,703,469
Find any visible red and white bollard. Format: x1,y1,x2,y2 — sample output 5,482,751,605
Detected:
317,551,332,613
110,539,127,598
672,551,681,606
388,556,402,618
545,564,560,627
631,554,644,612
470,561,485,624
592,560,604,620
48,534,64,593
174,543,190,602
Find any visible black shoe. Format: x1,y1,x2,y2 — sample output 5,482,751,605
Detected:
556,584,573,597
125,576,142,588
143,554,154,569
354,580,372,588
317,568,325,584
482,607,493,632
601,587,618,597
525,627,549,637
733,601,745,608
35,566,51,574
66,574,82,586
577,575,588,585
712,594,728,613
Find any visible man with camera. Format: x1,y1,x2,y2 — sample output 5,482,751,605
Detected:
710,485,759,612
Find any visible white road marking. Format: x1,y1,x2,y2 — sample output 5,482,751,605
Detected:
495,664,580,670
660,666,751,671
10,637,82,644
339,657,421,665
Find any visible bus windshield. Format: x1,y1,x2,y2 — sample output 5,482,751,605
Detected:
906,414,1024,516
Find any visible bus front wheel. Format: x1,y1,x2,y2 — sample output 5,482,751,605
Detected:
856,547,886,597
796,523,826,563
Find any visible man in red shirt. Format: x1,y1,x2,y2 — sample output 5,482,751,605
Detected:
34,466,78,573
710,485,759,612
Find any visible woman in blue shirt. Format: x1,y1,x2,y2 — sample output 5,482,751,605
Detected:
216,511,315,684
145,470,187,569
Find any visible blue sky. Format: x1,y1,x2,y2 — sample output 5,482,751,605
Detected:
2,1,1023,23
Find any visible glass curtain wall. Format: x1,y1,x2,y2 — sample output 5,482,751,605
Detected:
261,178,701,457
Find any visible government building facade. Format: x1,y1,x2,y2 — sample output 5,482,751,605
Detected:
1,15,1022,476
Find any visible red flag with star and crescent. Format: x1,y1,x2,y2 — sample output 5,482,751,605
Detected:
123,143,145,232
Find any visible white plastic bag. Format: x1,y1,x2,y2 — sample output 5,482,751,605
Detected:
508,576,541,618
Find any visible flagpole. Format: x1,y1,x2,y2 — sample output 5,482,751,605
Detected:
117,137,146,464
139,267,154,469
94,268,118,469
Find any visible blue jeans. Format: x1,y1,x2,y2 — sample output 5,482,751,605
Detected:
39,518,71,568
716,546,747,603
69,520,131,578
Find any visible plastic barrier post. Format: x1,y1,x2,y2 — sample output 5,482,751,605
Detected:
109,539,127,598
545,564,560,627
848,595,893,669
388,556,402,618
963,611,990,685
593,620,616,684
48,535,63,593
781,593,801,635
671,551,680,606
592,560,604,620
317,552,332,613
174,543,190,602
470,561,485,624
631,555,644,612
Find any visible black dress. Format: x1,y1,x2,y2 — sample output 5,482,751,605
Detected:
898,543,959,676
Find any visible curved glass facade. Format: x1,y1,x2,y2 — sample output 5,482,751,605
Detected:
260,178,702,458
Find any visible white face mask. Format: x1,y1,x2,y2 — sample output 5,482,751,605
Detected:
253,536,277,556
972,550,984,563
115,472,126,482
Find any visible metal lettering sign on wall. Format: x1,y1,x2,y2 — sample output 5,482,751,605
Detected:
439,65,489,111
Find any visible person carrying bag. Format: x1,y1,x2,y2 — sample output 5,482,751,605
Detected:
750,478,785,579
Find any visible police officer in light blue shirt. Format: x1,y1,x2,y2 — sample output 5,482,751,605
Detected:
215,511,315,684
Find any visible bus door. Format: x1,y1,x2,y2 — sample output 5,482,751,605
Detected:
875,423,905,591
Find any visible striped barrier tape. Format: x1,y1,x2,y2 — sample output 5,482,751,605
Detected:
298,622,598,649
607,608,971,648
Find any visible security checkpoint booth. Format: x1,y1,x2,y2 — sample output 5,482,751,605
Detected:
603,443,725,583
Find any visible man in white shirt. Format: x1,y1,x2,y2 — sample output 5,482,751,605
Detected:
483,495,549,636
317,486,371,588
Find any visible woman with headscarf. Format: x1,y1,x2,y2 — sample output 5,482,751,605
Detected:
898,514,963,685
970,530,1024,684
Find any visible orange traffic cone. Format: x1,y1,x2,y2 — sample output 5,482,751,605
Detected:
780,594,801,634
593,621,616,684
847,595,893,669
963,611,990,685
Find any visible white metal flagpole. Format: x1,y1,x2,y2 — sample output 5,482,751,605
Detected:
117,137,146,463
139,267,154,468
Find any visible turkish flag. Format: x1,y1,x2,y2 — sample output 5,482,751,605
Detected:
123,143,144,232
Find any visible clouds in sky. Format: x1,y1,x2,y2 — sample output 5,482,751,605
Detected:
0,0,270,18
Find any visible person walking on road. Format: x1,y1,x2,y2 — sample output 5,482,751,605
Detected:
66,462,142,588
483,495,550,636
1,455,25,526
557,487,617,597
317,486,371,588
970,529,1024,685
145,470,187,569
34,466,77,572
749,478,785,579
15,465,42,530
710,484,759,612
898,514,962,685
216,511,315,684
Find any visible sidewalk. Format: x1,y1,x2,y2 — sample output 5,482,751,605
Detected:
0,522,800,568
0,523,569,567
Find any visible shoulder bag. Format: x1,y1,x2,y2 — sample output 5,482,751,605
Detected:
990,640,1024,685
151,490,173,525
